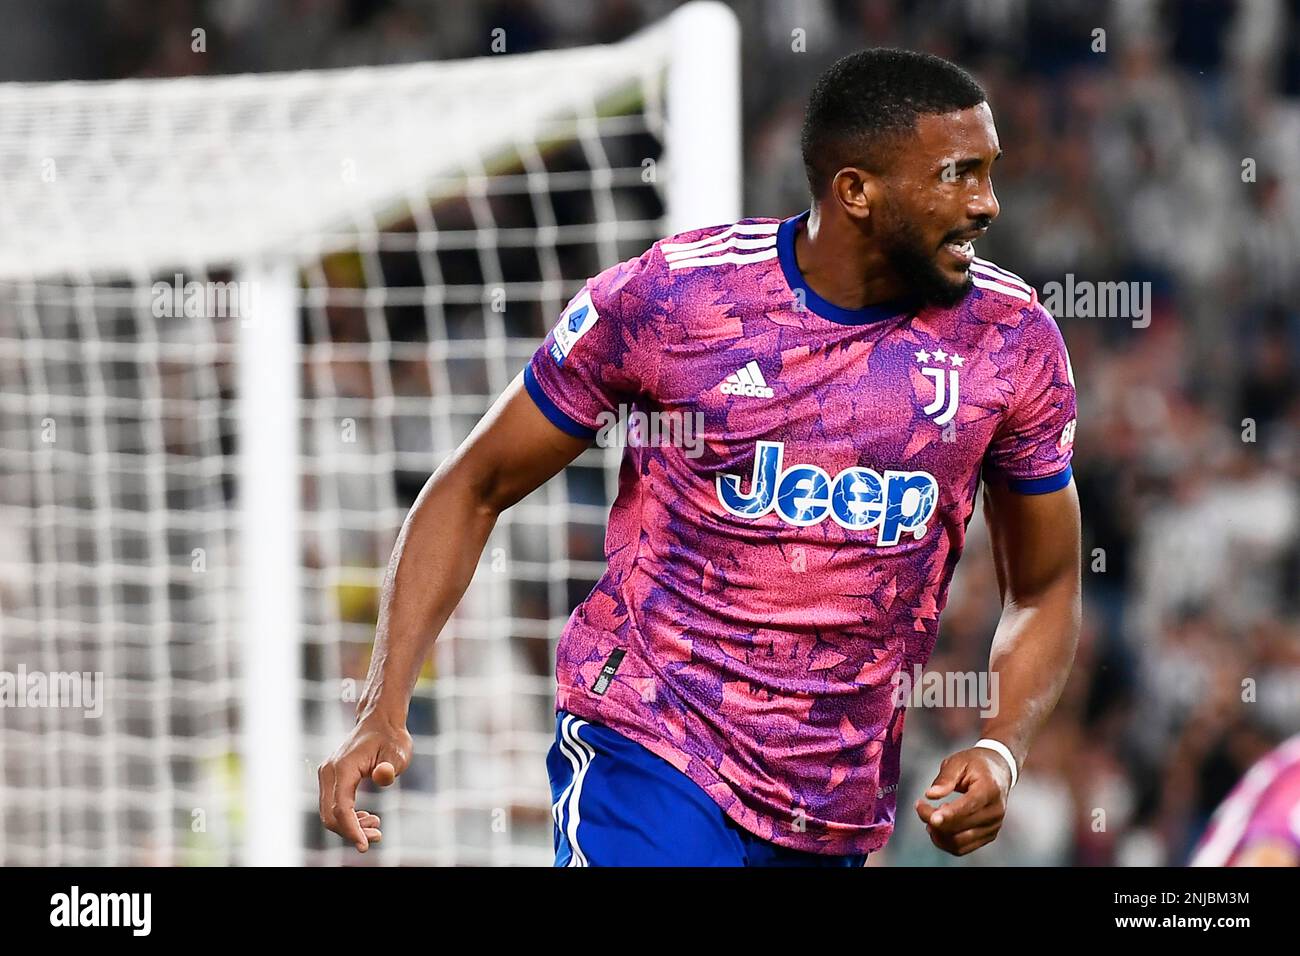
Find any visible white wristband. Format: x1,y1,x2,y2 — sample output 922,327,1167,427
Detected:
974,738,1018,789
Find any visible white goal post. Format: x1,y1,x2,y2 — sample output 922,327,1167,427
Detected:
0,1,739,865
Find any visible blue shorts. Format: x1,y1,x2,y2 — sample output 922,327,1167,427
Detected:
546,710,869,867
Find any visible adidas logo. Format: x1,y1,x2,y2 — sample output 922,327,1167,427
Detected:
719,361,774,399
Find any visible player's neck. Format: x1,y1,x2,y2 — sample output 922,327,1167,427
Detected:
797,205,910,310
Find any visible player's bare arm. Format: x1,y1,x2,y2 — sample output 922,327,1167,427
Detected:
317,375,590,851
916,479,1081,856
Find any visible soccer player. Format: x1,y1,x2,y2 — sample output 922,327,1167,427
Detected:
318,48,1081,866
1190,733,1300,867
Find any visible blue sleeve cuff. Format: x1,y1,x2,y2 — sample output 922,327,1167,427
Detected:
523,364,597,440
1004,464,1073,495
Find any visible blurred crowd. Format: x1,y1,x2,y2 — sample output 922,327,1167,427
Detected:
8,0,1298,866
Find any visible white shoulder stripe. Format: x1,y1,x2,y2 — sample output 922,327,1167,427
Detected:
663,234,775,262
667,247,779,271
659,221,781,253
971,258,1030,291
971,274,1032,302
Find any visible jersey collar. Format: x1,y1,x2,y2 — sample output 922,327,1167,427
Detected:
777,210,919,326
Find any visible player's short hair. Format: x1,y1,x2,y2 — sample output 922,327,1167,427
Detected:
800,48,986,198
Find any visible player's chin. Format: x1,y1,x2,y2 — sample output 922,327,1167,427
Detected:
939,261,971,285
925,260,974,305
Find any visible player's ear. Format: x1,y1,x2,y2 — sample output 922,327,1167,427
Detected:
829,166,876,223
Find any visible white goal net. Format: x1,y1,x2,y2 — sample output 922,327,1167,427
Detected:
0,2,739,866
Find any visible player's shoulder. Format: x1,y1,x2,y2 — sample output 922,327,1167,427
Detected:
967,256,1039,311
587,218,778,291
965,256,1063,333
581,218,782,325
651,217,783,273
962,256,1075,374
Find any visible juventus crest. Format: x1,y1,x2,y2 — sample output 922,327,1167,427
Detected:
915,347,964,426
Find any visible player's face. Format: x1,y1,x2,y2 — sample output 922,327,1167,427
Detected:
875,103,1001,306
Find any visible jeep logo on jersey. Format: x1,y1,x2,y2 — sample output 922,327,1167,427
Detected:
716,441,938,544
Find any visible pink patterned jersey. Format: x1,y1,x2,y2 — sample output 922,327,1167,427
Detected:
1190,734,1300,866
524,213,1077,855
